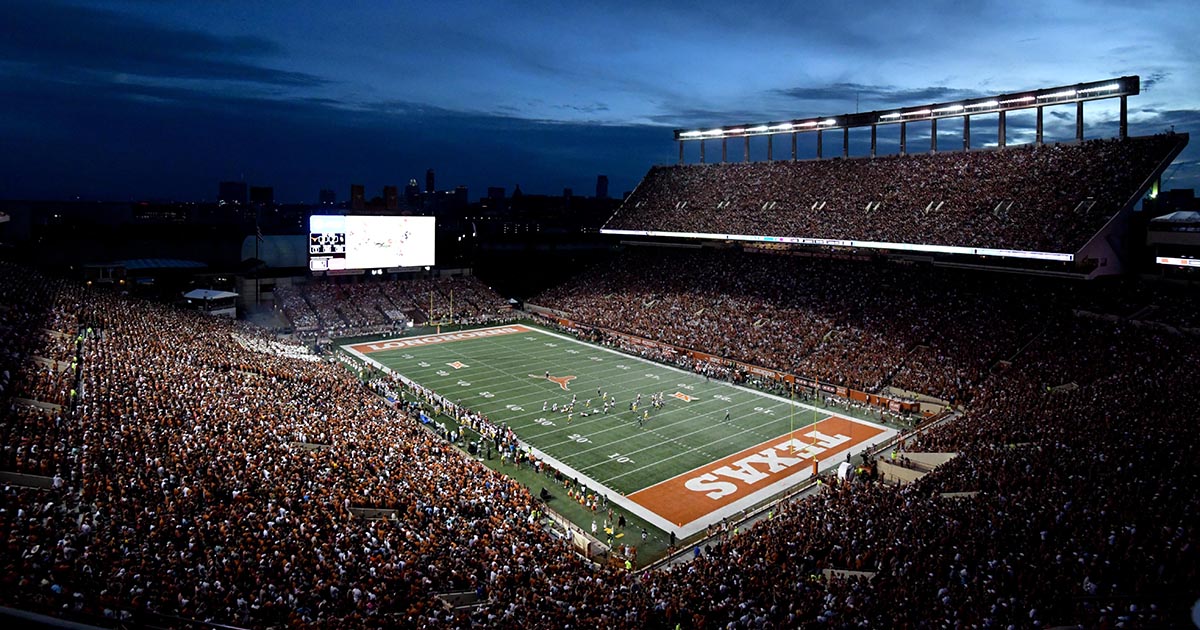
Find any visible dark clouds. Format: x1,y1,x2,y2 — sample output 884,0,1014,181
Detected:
0,72,669,202
0,0,324,87
774,83,988,108
0,0,1197,200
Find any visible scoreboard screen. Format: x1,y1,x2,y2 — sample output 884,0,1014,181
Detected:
309,215,436,271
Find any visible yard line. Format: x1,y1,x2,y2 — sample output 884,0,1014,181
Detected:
356,325,867,489
537,395,766,449
598,417,834,485
569,407,815,471
384,335,830,466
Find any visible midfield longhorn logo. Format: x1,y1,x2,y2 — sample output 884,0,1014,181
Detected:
529,373,577,390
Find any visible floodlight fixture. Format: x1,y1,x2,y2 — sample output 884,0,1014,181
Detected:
1079,83,1120,94
1039,89,1078,100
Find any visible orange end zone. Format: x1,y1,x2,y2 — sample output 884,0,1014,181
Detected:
347,324,534,354
628,416,886,527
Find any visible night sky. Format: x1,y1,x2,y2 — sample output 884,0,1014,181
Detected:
2,0,1198,203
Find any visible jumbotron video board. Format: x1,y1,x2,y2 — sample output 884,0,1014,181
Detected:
309,215,436,271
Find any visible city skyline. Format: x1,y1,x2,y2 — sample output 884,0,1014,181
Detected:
1,0,1197,202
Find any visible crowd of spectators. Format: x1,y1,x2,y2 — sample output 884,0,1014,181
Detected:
276,276,510,340
1,256,1197,628
534,248,1050,403
1,262,585,628
608,134,1183,253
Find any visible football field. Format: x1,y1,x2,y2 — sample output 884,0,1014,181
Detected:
344,324,895,537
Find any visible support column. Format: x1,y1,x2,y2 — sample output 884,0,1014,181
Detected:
931,118,938,153
678,140,684,164
1076,101,1084,142
1119,95,1128,139
998,111,1006,148
767,135,773,162
721,138,727,163
700,139,706,163
817,130,823,159
963,115,970,151
744,136,750,162
870,124,877,157
791,132,797,161
1036,106,1044,146
843,126,849,157
899,122,906,155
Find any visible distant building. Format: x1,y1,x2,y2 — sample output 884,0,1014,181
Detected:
596,175,609,199
319,189,336,206
249,186,273,206
487,186,506,200
1143,188,1199,216
384,186,399,211
219,181,247,206
405,179,421,207
426,169,436,193
563,188,573,198
350,184,365,211
454,185,469,207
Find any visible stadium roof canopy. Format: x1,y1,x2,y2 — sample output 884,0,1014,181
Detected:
1150,211,1200,225
111,258,207,270
183,289,238,300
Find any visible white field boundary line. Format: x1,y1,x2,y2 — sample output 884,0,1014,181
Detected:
550,400,803,471
346,340,738,535
455,331,893,501
375,334,704,441
345,326,896,538
596,414,815,484
375,333,669,414
513,440,683,535
406,341,675,415
667,424,899,538
535,394,783,448
409,331,836,478
631,413,895,492
349,325,887,460
355,325,889,488
346,323,537,353
382,332,790,458
558,403,782,462
524,370,775,440
532,325,876,421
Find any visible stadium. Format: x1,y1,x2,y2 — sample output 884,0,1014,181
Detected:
2,70,1199,630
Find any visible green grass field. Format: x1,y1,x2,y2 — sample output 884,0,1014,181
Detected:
345,323,893,536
